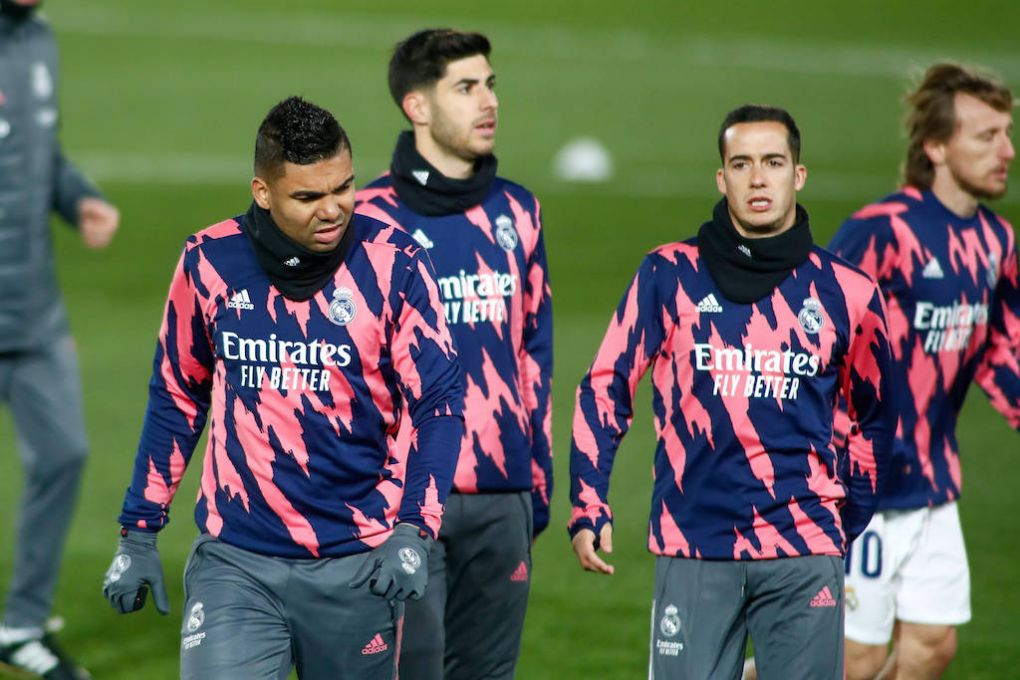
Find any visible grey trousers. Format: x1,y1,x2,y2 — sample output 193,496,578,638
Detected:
399,492,533,680
0,337,88,628
179,535,403,680
650,555,844,680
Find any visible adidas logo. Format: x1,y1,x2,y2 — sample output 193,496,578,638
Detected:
809,586,837,608
412,169,430,186
226,289,255,311
922,257,944,279
510,561,529,583
696,293,723,313
360,633,388,655
737,244,752,258
283,256,301,267
411,228,434,249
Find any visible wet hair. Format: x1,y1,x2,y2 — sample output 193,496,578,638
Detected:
254,96,350,179
388,28,491,118
718,104,802,164
903,62,1014,189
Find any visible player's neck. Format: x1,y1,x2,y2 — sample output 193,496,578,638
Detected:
930,174,979,218
414,133,475,180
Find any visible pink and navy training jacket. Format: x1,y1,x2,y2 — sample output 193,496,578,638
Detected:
569,242,894,560
356,176,554,533
831,187,1020,510
118,213,465,558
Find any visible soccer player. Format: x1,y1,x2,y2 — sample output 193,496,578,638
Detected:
101,96,464,679
570,105,894,680
0,1,119,678
831,63,1019,680
355,28,553,680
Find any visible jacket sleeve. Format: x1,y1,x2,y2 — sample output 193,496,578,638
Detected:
975,230,1020,430
839,282,895,543
51,146,103,228
118,243,215,531
568,254,664,538
520,201,554,536
391,248,466,539
828,215,899,452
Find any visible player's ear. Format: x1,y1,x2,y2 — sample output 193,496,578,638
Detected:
715,168,727,195
794,164,807,191
923,138,947,167
252,176,272,210
402,90,429,126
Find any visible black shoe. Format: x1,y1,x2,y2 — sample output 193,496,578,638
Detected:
0,633,91,680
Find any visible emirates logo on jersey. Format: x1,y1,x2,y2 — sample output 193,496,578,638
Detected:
913,300,988,354
435,269,518,325
695,342,820,400
222,331,351,392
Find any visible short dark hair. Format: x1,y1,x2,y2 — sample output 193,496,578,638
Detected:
903,62,1015,189
718,104,802,164
388,29,491,115
254,96,350,179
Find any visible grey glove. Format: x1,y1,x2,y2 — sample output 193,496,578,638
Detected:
349,523,432,601
102,529,170,615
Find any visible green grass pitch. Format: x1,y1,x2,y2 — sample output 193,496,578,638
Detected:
1,1,1018,677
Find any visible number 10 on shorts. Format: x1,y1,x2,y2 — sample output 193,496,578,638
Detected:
845,530,883,579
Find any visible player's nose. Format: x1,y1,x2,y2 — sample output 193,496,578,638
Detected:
1000,135,1015,162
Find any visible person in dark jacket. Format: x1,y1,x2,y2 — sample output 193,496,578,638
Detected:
0,1,119,678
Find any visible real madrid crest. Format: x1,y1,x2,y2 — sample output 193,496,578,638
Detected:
328,287,357,326
659,604,681,637
31,62,53,99
187,602,205,633
798,297,824,335
987,252,999,288
494,214,518,251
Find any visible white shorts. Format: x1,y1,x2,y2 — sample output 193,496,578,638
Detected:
844,502,971,645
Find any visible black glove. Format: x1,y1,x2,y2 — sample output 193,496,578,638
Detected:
102,529,170,615
349,523,432,601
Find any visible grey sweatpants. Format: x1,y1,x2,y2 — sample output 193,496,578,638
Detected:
0,336,88,629
179,535,403,680
650,555,844,680
399,492,533,680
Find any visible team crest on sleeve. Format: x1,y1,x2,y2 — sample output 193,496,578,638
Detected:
328,287,357,326
797,298,824,334
494,214,518,251
987,252,999,288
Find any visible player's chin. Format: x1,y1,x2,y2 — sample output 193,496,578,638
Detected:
470,137,496,156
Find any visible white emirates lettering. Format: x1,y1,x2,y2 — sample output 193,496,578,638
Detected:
221,331,349,392
694,342,820,400
435,269,518,325
913,301,988,354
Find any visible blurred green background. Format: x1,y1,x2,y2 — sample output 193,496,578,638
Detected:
1,0,1018,677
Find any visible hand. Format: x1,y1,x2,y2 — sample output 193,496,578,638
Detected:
349,523,432,601
77,197,119,250
102,529,170,615
572,524,615,575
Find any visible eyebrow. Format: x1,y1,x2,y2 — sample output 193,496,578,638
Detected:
728,152,788,163
289,174,355,199
453,73,496,89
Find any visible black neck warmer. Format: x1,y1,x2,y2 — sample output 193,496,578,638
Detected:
243,202,354,301
390,130,497,216
0,1,37,21
697,198,813,304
